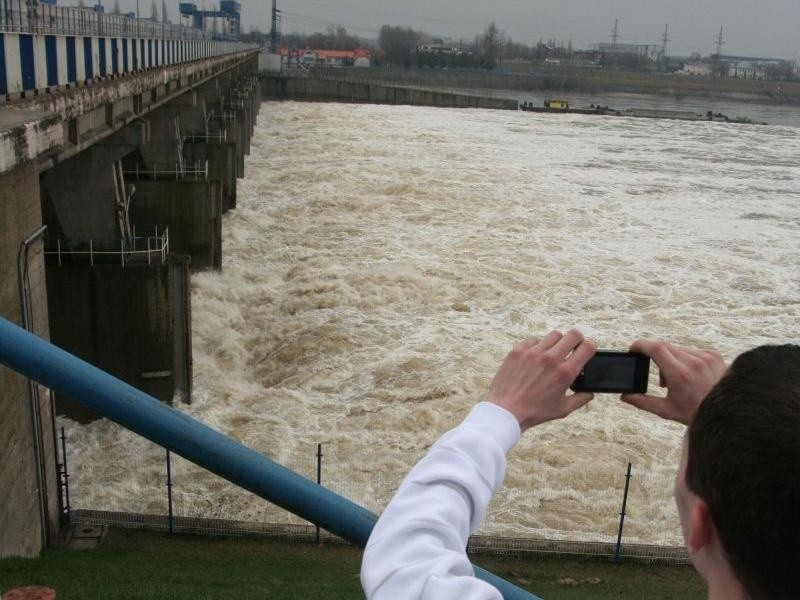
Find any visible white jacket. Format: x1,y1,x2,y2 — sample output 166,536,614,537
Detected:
361,402,522,599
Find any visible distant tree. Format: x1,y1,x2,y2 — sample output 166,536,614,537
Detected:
378,25,420,67
150,1,157,21
478,21,504,69
161,0,167,23
78,0,85,7
765,63,795,81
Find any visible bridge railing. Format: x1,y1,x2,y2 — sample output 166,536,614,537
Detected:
0,1,234,41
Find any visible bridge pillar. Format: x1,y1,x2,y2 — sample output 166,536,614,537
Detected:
0,162,59,558
183,136,238,213
126,177,222,271
45,257,192,420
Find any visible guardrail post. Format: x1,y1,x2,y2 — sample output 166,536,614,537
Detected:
166,449,174,534
614,462,632,563
59,427,71,524
315,442,323,544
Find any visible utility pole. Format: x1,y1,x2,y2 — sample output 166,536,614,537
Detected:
660,24,671,70
269,0,279,53
611,18,619,52
713,26,725,77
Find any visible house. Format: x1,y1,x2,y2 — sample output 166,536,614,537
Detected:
277,47,371,69
680,62,712,76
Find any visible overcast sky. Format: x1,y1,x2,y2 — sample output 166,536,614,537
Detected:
108,1,800,59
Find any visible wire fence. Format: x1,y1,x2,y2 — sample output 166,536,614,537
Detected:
58,420,688,563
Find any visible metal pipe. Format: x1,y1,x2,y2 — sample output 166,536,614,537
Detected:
17,224,49,551
0,317,539,600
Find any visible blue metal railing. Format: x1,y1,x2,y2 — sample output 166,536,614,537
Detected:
0,316,540,600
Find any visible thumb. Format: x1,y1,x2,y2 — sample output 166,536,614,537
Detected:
620,393,669,418
565,392,594,415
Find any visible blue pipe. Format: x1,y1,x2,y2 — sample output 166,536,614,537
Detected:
0,317,541,600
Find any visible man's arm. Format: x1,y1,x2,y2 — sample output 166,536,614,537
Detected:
361,330,596,600
621,339,727,424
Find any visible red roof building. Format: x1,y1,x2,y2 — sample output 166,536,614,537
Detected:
277,47,371,68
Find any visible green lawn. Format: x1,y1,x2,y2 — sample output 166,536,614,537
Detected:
0,528,705,599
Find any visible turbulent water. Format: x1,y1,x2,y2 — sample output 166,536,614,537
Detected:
63,101,800,545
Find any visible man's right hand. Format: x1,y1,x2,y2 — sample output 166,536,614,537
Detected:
621,340,727,425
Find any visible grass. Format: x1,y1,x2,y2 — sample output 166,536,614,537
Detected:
0,528,706,599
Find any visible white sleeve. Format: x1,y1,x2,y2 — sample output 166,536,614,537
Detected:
361,402,522,600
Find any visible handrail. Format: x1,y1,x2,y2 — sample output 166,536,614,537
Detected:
0,317,540,600
0,2,233,41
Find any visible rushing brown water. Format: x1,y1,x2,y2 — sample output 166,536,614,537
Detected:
63,101,800,544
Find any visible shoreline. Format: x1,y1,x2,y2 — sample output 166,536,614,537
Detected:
311,65,800,107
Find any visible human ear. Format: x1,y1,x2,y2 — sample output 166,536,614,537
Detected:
687,502,713,553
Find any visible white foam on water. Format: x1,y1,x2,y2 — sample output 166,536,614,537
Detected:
60,102,800,544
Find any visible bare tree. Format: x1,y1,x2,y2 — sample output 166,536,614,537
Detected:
478,21,504,69
150,0,158,21
161,0,168,23
378,25,420,67
112,0,121,14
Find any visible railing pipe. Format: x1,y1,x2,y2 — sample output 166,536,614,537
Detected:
0,317,539,600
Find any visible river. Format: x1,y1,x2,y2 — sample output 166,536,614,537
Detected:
62,100,800,545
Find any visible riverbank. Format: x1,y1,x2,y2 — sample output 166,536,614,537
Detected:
311,65,800,106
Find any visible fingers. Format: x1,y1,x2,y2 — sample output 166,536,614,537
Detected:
551,329,584,358
535,330,564,351
629,339,681,372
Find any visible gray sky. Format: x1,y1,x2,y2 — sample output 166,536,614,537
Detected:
107,1,800,59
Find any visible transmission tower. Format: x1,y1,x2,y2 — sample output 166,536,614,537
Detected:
661,24,670,56
714,26,725,56
713,26,725,77
611,18,619,51
269,0,281,53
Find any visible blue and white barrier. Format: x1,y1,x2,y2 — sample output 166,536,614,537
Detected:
0,2,253,96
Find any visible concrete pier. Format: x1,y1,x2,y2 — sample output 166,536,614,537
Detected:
127,178,223,271
46,258,192,420
0,162,59,558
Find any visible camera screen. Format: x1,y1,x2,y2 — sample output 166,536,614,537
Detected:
583,356,636,390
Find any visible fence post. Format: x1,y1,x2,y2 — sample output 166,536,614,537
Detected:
59,427,71,524
315,443,322,544
166,449,174,534
614,462,632,563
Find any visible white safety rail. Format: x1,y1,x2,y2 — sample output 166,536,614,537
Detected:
47,226,170,267
122,160,209,181
183,131,227,143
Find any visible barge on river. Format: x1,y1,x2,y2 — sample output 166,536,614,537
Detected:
520,100,766,124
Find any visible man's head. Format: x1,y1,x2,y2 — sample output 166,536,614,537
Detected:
678,344,800,599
